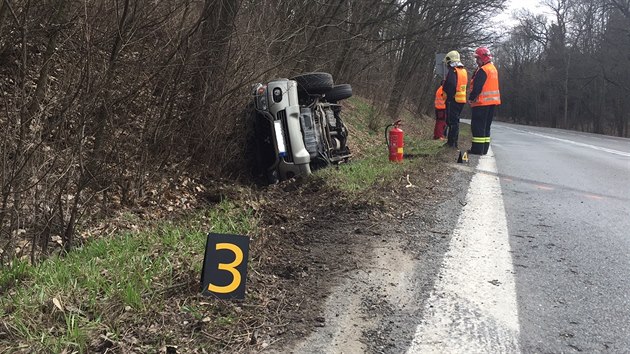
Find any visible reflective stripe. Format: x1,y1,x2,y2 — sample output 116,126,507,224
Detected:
472,137,485,143
478,96,501,103
477,91,501,102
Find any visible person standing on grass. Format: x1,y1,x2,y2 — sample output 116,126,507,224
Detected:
433,83,447,140
442,50,468,148
468,46,501,155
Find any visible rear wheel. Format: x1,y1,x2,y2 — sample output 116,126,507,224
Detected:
325,84,352,102
290,72,334,95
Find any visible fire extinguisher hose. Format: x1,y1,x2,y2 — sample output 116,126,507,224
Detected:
385,123,393,147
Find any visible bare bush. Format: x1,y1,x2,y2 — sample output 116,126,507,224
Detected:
0,0,511,265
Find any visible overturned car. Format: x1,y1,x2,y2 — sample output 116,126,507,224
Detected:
250,72,352,184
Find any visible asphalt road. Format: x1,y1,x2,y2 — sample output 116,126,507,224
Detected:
492,123,630,352
406,122,630,353
272,122,630,354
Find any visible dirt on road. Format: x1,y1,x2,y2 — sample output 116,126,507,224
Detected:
249,150,476,353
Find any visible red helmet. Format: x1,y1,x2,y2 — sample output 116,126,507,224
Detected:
474,47,492,63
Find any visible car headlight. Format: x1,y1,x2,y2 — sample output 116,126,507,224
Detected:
252,83,268,111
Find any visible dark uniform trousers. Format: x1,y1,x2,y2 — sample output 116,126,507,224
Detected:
446,101,464,148
470,105,495,155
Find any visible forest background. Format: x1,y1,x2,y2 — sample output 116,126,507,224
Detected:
1,0,628,265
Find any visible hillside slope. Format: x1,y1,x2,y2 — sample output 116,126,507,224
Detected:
0,97,474,353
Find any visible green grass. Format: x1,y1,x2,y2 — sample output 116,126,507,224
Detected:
316,137,445,194
316,97,446,195
0,97,452,352
316,147,400,193
0,260,33,292
345,97,387,134
405,135,447,156
0,200,256,352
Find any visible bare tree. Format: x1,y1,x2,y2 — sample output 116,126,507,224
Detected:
498,0,629,137
2,0,563,266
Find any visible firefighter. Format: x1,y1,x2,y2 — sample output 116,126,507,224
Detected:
442,50,468,148
433,83,447,140
468,47,501,155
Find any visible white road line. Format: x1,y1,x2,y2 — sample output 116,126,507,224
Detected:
502,126,630,157
407,148,520,353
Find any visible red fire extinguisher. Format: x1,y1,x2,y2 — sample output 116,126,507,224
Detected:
385,120,404,162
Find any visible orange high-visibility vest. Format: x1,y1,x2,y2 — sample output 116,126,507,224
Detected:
454,67,468,103
470,63,501,107
435,86,446,109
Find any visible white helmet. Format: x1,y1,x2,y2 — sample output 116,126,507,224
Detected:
443,50,460,63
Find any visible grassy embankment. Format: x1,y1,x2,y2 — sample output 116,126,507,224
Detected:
319,97,454,193
0,96,450,352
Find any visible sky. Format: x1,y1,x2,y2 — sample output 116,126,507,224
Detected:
436,0,551,75
492,0,549,31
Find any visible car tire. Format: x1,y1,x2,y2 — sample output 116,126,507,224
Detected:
324,84,352,102
291,72,334,95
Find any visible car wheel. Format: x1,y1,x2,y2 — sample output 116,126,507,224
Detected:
290,72,334,95
324,84,353,102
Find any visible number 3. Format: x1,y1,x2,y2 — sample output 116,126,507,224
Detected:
208,243,243,294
